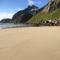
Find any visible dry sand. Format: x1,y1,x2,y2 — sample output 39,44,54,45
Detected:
0,27,60,60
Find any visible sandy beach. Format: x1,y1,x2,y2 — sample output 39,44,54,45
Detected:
0,27,60,60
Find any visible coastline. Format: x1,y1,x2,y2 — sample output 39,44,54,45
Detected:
0,27,60,60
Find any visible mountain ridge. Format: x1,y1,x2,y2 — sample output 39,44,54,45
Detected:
12,5,39,23
0,0,60,26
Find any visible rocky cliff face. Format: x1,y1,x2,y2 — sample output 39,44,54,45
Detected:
42,0,60,12
49,0,60,12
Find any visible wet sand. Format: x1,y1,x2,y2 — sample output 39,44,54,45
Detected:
0,27,60,60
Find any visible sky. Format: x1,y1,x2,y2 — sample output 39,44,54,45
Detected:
0,0,48,20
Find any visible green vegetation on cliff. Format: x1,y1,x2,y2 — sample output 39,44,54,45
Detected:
27,9,60,24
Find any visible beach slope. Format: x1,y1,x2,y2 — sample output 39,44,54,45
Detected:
0,27,60,60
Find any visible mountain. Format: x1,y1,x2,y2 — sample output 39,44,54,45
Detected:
42,0,60,12
26,0,60,26
1,0,60,26
12,5,39,23
0,18,12,23
48,0,60,12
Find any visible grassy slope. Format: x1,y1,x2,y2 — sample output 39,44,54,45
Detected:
27,9,60,24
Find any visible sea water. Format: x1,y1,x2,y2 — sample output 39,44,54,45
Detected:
0,23,26,29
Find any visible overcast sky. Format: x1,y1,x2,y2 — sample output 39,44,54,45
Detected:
0,0,48,20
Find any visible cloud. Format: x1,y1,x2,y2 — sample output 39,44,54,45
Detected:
27,0,42,6
0,12,14,20
0,8,23,21
28,0,34,5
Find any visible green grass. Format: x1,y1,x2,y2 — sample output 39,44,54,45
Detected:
27,9,60,24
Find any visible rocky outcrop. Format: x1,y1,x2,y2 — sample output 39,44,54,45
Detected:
42,0,60,12
48,0,60,12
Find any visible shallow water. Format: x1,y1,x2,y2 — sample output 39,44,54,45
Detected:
0,23,26,29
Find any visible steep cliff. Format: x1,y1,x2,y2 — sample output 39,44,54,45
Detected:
42,0,60,12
